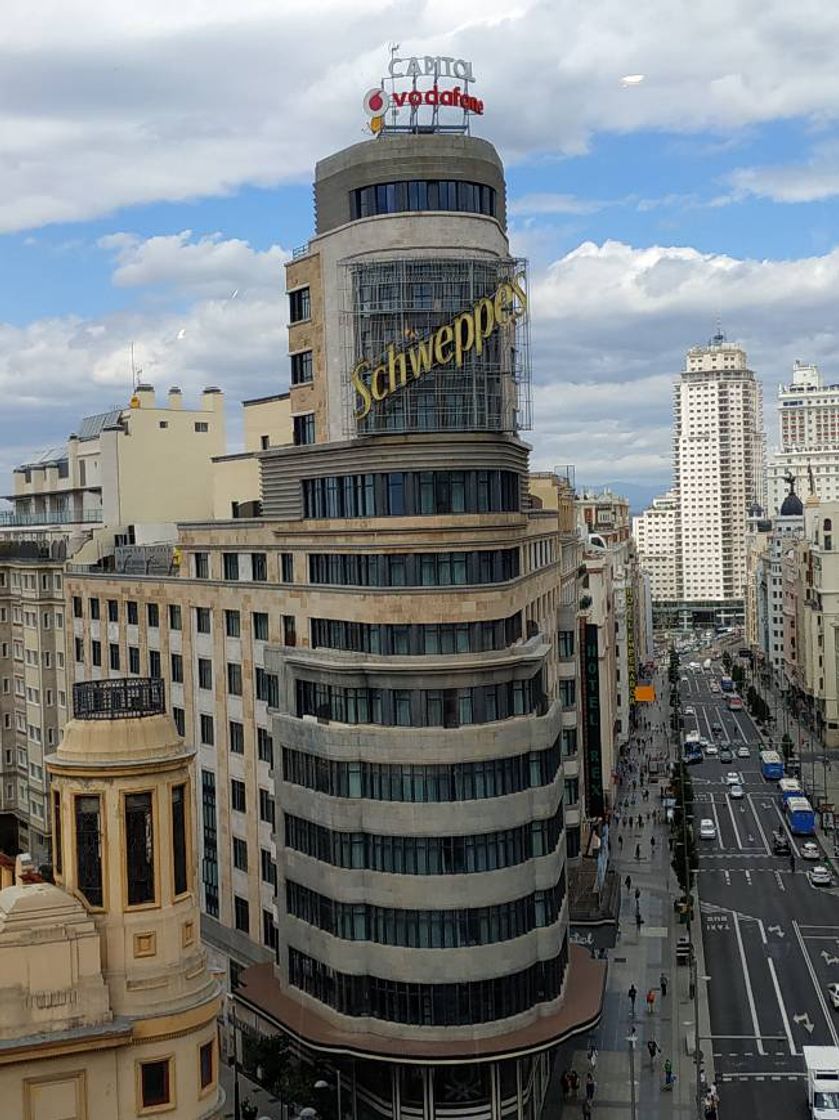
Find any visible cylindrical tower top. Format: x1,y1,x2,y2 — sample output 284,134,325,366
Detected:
314,133,507,234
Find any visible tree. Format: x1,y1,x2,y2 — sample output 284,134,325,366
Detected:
721,651,732,672
670,762,698,895
732,664,745,689
781,733,793,763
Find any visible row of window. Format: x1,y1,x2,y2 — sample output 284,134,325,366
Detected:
308,548,520,588
349,180,497,222
288,938,569,1026
286,870,566,948
67,783,188,909
302,470,520,520
310,613,522,655
284,803,563,874
138,1043,215,1111
280,741,562,802
295,674,546,727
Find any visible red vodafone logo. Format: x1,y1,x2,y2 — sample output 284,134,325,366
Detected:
363,87,391,116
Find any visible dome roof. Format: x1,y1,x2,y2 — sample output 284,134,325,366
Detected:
780,491,804,517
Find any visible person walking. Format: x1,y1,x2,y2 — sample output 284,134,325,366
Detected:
618,834,624,853
647,1037,660,1067
625,873,632,893
790,853,796,875
635,843,641,861
660,973,668,998
585,1073,596,1103
587,1044,598,1071
581,1100,592,1120
634,886,641,903
646,987,656,1014
628,983,637,1015
651,834,657,855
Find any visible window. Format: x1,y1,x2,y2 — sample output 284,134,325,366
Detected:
281,553,294,582
194,421,209,432
231,779,246,813
225,610,241,638
108,599,119,623
52,790,62,876
92,639,102,667
260,435,269,450
140,1058,171,1109
89,597,100,621
289,286,311,323
75,795,103,907
255,668,279,707
169,604,182,630
350,179,497,220
149,649,161,678
198,658,213,690
173,707,185,736
290,349,313,385
263,908,278,949
125,792,155,906
234,895,250,933
227,662,243,696
233,836,248,871
171,653,183,683
127,600,138,625
260,847,277,886
303,470,520,520
558,630,574,658
259,788,276,827
257,728,273,765
172,783,188,896
109,643,120,671
147,603,159,629
200,714,214,746
73,595,82,619
229,720,244,754
223,553,240,581
202,770,219,917
253,612,268,641
293,413,316,446
194,552,210,579
251,552,267,581
199,1041,214,1092
282,615,296,645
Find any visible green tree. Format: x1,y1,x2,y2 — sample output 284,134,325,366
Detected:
732,664,745,688
781,732,793,763
670,762,698,895
721,651,732,672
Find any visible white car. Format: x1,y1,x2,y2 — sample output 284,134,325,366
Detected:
704,744,719,757
685,706,695,715
729,784,744,800
827,983,839,1010
710,683,719,693
725,772,740,785
809,865,832,887
801,841,821,861
699,819,717,840
737,746,750,759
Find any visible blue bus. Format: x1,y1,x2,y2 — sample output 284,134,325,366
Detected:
683,739,703,765
720,676,734,693
785,796,816,836
778,778,803,806
760,750,785,780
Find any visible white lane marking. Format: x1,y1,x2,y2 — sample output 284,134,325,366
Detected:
771,800,801,858
748,792,771,853
758,918,767,945
745,869,752,886
727,795,744,849
734,910,765,1055
775,870,786,891
792,921,839,1047
724,869,731,885
766,956,797,1055
711,795,725,850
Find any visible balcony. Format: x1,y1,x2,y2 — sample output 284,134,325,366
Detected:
0,509,103,527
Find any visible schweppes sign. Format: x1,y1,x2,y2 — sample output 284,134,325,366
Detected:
351,273,527,421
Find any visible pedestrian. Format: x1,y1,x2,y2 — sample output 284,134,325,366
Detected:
635,843,641,861
634,886,641,902
660,973,668,998
560,1071,571,1098
637,814,643,829
587,1044,598,1071
570,1069,580,1098
635,909,643,931
628,983,637,1014
581,1100,592,1120
646,987,656,1014
664,1057,673,1086
619,835,624,853
585,1073,596,1102
790,853,796,875
651,835,656,854
647,1038,659,1066
625,874,632,892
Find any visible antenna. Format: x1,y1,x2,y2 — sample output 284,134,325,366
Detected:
130,342,139,390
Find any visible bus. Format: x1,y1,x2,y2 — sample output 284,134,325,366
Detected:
720,676,734,693
760,750,785,780
778,777,804,806
726,694,743,711
683,738,703,765
785,796,816,836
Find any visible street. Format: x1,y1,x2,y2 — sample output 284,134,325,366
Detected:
681,663,839,1119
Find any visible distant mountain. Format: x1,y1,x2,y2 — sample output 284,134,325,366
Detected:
578,480,668,516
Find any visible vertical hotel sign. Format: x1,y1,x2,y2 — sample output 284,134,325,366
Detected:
582,623,604,817
626,583,637,703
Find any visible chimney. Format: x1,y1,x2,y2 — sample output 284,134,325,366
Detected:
134,383,155,408
168,386,183,410
201,386,223,413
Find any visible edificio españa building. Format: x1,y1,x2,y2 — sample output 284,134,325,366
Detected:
64,81,603,1120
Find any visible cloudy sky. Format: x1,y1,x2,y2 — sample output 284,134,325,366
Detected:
3,0,839,504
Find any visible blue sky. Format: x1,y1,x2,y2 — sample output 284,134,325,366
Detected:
4,0,839,501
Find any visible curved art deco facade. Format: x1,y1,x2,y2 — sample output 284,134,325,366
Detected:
235,132,603,1120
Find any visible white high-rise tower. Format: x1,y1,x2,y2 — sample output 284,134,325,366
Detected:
673,334,765,603
766,361,839,513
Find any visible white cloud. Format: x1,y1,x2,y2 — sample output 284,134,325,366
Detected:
3,1,839,230
509,193,606,216
728,140,839,202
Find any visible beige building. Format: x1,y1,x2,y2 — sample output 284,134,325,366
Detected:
211,393,292,520
0,677,222,1119
633,490,678,602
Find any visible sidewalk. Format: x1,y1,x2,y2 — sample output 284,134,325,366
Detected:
557,677,709,1118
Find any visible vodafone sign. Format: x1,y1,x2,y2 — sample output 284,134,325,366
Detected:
364,52,483,134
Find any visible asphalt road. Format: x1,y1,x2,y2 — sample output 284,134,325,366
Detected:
680,663,839,1119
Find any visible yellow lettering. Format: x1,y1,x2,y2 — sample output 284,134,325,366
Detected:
510,274,528,317
352,360,372,420
453,311,475,367
371,364,388,400
434,324,454,365
494,282,513,326
387,345,407,392
473,297,495,355
408,338,434,379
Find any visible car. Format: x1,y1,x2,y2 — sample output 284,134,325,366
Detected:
725,772,740,785
801,841,821,861
704,744,719,757
772,830,791,855
681,676,689,683
710,684,719,694
809,865,832,887
719,748,734,763
699,819,717,840
729,783,744,800
712,723,723,736
737,746,750,759
827,983,839,1010
685,706,695,715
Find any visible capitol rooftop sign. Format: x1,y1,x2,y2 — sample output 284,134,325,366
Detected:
363,49,483,135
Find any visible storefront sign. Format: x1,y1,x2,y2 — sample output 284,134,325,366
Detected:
626,583,637,702
582,623,605,817
351,274,527,421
